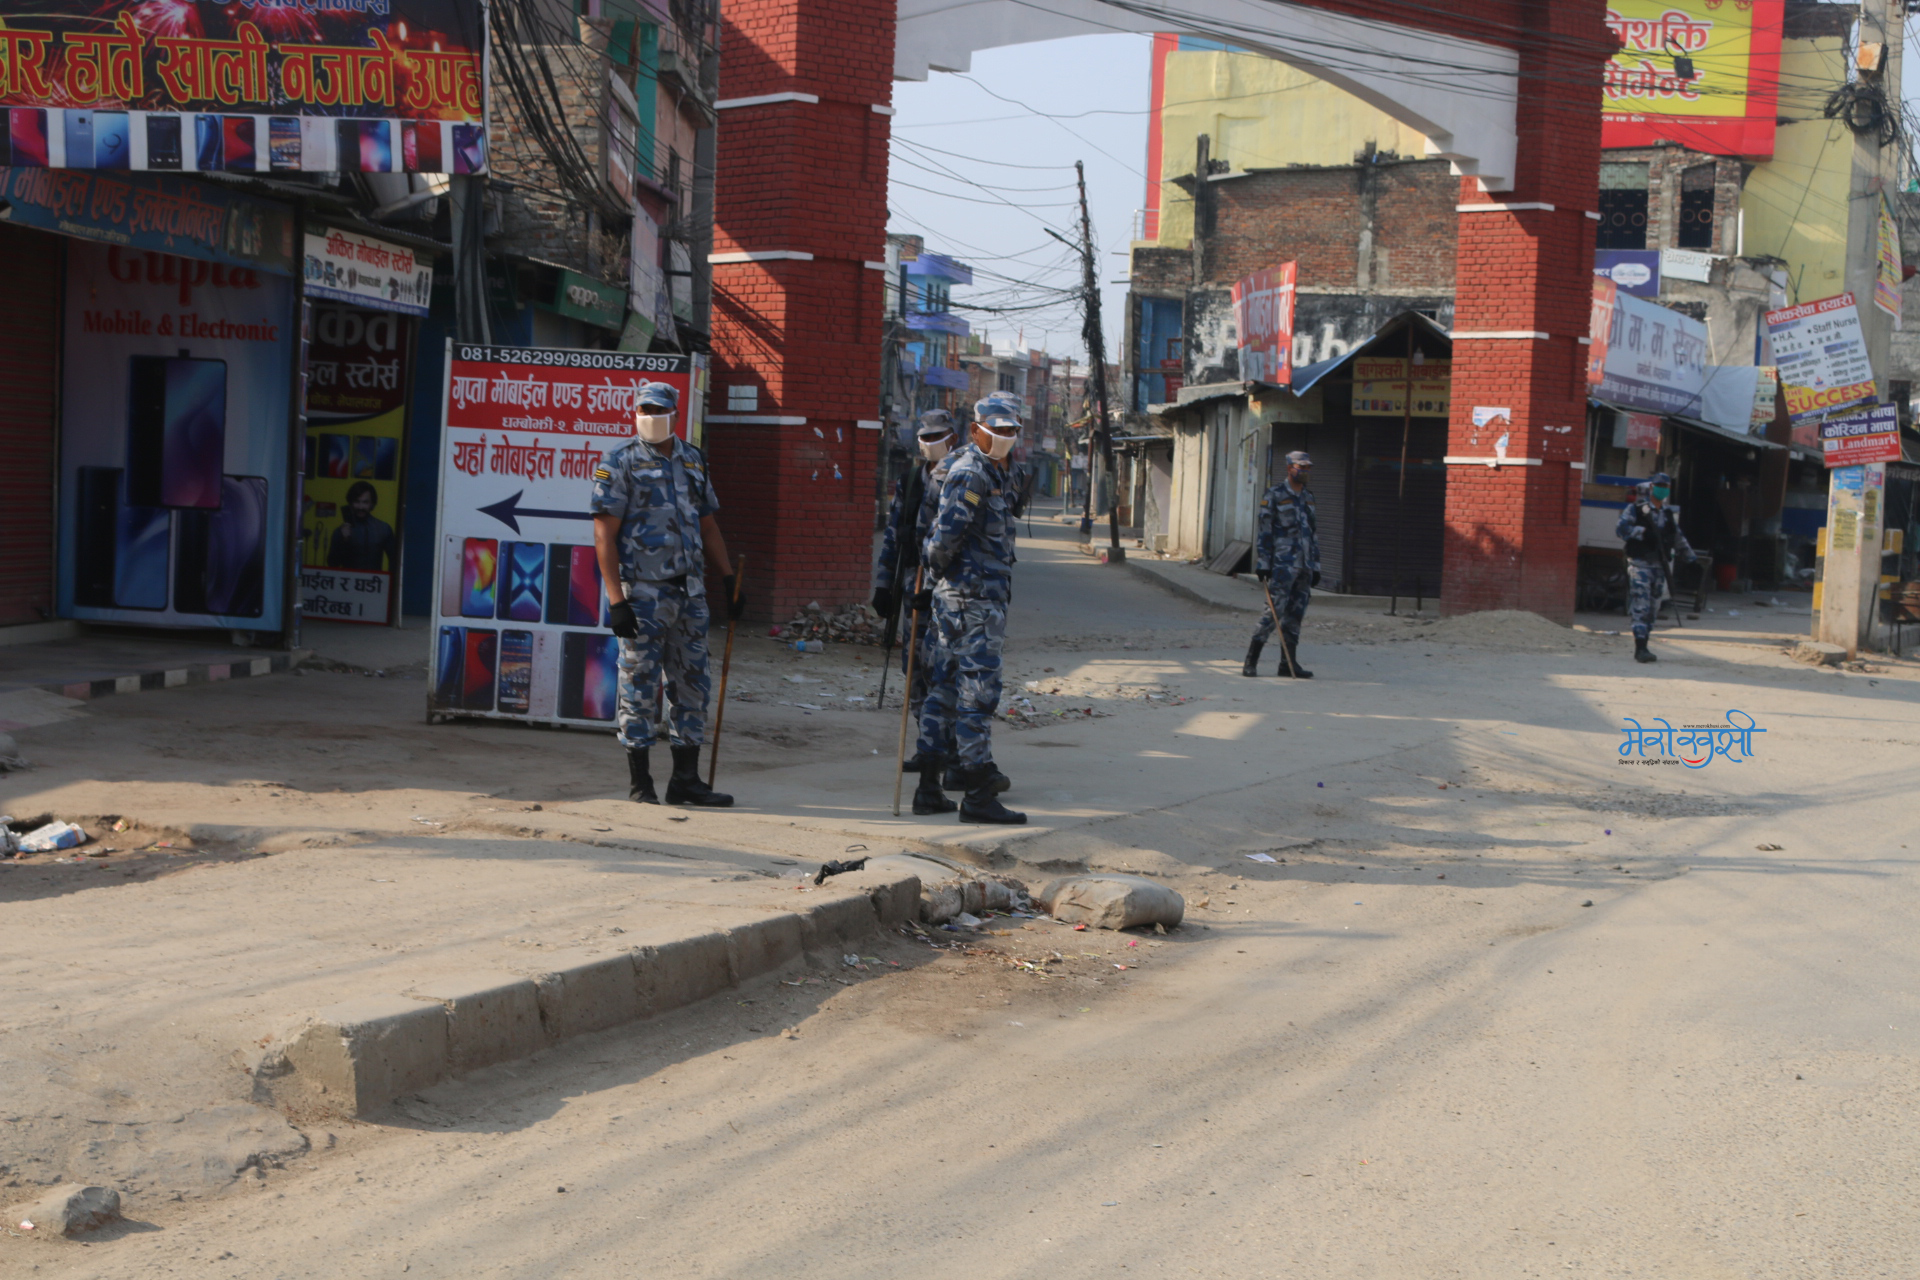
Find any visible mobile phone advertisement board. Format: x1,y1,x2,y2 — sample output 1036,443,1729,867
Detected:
430,343,697,726
55,241,293,629
0,0,485,175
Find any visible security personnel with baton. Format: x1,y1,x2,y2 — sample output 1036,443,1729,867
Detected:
591,381,745,806
1616,471,1695,664
1245,450,1321,678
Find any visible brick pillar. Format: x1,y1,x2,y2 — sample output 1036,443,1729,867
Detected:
704,0,894,622
1439,3,1612,623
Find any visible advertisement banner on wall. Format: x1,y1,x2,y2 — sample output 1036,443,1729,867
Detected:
303,227,433,317
1766,293,1877,423
0,0,484,174
1350,359,1451,417
1587,275,1618,385
1819,404,1900,468
1874,196,1903,323
1231,262,1296,387
1594,250,1660,298
1601,0,1783,157
0,167,295,273
56,241,292,628
300,305,413,626
1594,290,1710,416
430,345,696,726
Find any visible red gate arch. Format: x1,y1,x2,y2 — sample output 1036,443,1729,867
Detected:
704,0,1614,623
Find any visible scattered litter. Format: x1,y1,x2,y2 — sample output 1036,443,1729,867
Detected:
842,954,865,969
1113,963,1129,970
780,600,885,646
1316,782,1324,788
919,874,1031,924
1581,900,1594,907
814,856,868,885
783,674,820,684
792,640,826,654
1245,852,1277,864
667,814,688,822
795,703,824,711
410,816,444,828
17,821,85,853
1756,843,1783,851
1727,610,1741,618
109,818,129,833
952,912,983,928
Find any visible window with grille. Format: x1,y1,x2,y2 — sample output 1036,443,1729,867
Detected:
1597,162,1649,250
1678,164,1716,250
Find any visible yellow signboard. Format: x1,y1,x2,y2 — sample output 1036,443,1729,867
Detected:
1351,359,1451,418
1601,1,1782,157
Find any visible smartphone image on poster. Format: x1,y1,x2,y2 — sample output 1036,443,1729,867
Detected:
353,436,398,480
559,632,619,722
94,111,128,168
128,356,227,509
359,119,392,173
174,475,267,617
321,434,351,479
452,123,484,174
433,625,465,708
461,537,498,618
144,114,182,170
222,116,255,171
9,109,49,167
498,630,534,715
568,546,602,626
76,469,170,611
268,117,301,171
497,541,545,623
194,114,222,170
440,535,465,619
64,111,95,169
403,120,443,173
299,116,336,171
462,628,498,712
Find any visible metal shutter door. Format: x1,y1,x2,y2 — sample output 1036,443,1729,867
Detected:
0,226,61,627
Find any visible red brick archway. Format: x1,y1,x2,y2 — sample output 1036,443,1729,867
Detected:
706,0,1613,623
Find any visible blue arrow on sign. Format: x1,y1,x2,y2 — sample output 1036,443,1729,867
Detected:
478,490,593,534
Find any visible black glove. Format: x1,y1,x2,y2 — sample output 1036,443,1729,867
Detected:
1310,570,1322,587
871,587,896,616
910,588,933,614
722,575,746,622
1255,569,1269,582
607,599,640,640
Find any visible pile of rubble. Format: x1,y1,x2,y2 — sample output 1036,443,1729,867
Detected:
771,601,888,647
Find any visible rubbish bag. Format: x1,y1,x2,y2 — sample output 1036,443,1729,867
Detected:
18,821,85,853
1035,874,1185,931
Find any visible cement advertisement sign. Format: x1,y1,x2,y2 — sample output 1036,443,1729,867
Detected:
430,344,697,726
1601,0,1783,157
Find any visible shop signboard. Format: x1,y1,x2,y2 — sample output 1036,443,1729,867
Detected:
303,226,432,317
1350,358,1451,417
56,241,293,629
0,166,294,273
0,0,484,174
550,269,625,332
1587,275,1618,385
1766,293,1877,423
1231,262,1296,386
1601,0,1783,157
1594,291,1710,417
1594,250,1660,298
301,305,412,625
1818,404,1900,469
430,344,698,726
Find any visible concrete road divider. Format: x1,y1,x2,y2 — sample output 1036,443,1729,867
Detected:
254,874,919,1118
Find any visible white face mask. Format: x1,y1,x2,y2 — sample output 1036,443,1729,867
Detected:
980,429,1017,461
637,412,675,444
919,436,953,463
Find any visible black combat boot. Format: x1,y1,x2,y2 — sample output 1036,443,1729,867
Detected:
1242,637,1265,676
912,754,957,815
943,760,1010,794
664,744,733,806
1277,635,1314,679
1633,636,1657,663
901,752,925,774
957,763,1026,825
627,747,657,804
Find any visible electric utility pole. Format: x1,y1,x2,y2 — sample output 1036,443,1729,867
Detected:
1817,0,1902,655
1051,161,1123,561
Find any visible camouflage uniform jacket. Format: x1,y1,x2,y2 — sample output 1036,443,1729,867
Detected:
922,444,1016,602
588,435,720,586
1615,500,1694,568
1256,482,1319,580
872,456,951,593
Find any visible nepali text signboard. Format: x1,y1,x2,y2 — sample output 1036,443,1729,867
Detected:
1819,404,1900,469
1601,0,1783,157
0,0,484,174
430,345,697,727
1231,262,1296,387
1594,291,1710,418
0,166,295,272
303,226,432,316
1350,359,1451,417
1766,293,1876,424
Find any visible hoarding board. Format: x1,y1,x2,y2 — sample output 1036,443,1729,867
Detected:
1601,0,1783,157
1350,359,1451,417
1819,404,1900,468
303,227,432,317
1231,262,1296,387
1766,293,1877,424
429,344,698,726
0,0,484,174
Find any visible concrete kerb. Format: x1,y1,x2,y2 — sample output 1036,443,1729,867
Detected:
255,873,920,1118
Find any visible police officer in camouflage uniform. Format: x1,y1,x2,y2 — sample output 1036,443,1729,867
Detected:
1615,470,1695,664
872,411,962,813
1245,450,1321,679
590,381,744,806
919,411,1025,825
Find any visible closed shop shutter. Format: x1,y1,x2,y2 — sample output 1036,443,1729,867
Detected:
1349,416,1448,598
0,225,61,627
1270,421,1351,592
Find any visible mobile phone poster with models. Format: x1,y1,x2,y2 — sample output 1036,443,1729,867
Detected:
56,241,293,629
431,344,697,725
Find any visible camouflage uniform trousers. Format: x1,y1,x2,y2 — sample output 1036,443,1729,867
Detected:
900,607,951,752
615,578,712,750
1627,559,1666,641
1252,567,1313,647
918,594,1006,769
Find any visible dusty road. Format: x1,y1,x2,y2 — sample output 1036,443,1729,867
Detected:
4,512,1917,1278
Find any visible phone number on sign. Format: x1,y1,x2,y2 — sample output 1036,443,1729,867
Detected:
454,347,686,372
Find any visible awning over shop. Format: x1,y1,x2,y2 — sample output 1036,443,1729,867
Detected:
1151,310,1453,413
1590,398,1784,451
